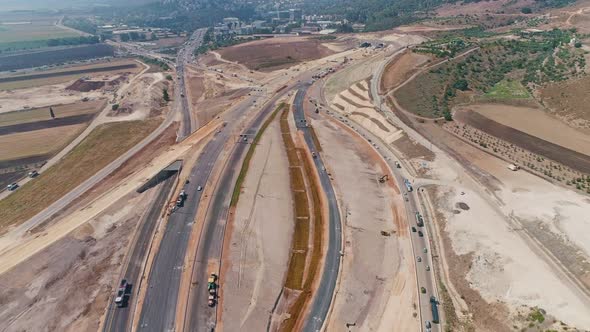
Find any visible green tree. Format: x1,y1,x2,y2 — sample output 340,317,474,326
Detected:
521,7,533,14
453,79,469,91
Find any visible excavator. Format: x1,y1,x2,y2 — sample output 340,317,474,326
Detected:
379,174,388,183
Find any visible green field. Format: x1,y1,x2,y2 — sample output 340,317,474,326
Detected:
485,79,530,99
0,17,82,51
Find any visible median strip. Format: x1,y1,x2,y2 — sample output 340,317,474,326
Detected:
230,103,285,207
277,106,324,332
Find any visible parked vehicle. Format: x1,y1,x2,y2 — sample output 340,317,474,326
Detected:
411,227,417,233
418,231,424,237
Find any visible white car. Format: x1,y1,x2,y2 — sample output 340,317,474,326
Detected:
197,186,203,191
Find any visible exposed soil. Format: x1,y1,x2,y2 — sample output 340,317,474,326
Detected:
0,113,95,135
454,110,590,174
429,187,511,332
0,190,155,332
381,51,432,93
217,37,335,71
0,63,137,84
539,75,590,131
66,79,105,92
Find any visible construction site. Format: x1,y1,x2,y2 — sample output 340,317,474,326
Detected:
1,1,590,332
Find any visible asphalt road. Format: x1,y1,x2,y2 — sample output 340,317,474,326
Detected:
369,51,441,332
103,174,177,332
184,85,296,332
138,90,262,331
292,86,343,332
176,28,207,139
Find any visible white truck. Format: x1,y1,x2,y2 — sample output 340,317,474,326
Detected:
507,164,520,171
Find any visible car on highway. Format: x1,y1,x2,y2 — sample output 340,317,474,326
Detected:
417,256,422,262
423,248,428,253
7,183,18,191
425,320,432,331
426,265,431,271
197,186,203,191
28,170,39,178
411,227,416,233
421,287,426,294
418,231,424,237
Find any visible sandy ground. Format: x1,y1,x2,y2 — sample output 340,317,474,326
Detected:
460,103,590,156
220,119,294,331
185,67,251,128
414,123,590,330
332,81,404,144
0,82,107,114
313,115,418,331
0,123,86,160
111,72,166,121
0,188,157,331
368,41,590,330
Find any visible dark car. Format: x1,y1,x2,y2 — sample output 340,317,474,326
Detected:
418,231,424,237
411,227,417,233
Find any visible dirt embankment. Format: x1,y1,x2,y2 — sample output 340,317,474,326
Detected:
381,51,432,93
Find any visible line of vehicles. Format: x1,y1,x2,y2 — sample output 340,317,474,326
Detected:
208,273,218,307
402,176,439,330
5,170,39,191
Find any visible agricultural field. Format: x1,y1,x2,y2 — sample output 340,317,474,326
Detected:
0,100,105,188
0,119,160,229
0,12,85,52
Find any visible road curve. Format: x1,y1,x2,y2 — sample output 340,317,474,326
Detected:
292,86,343,332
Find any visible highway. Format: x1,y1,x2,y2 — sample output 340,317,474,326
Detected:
137,87,263,331
184,85,296,331
102,175,177,332
303,51,440,330
175,28,207,139
292,86,343,332
0,32,207,246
